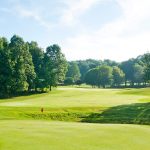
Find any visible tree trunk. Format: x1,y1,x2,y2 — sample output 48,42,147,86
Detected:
50,85,52,91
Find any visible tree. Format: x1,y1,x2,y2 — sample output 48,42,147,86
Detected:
75,80,82,86
133,63,144,85
84,68,99,87
0,37,11,97
77,61,90,81
98,65,113,88
43,44,68,91
112,66,125,86
120,59,135,86
103,59,119,67
84,65,113,88
27,41,44,91
0,35,69,96
64,77,74,85
9,35,36,93
66,62,80,82
143,53,150,83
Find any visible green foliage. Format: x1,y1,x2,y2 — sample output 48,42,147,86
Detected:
0,35,36,97
120,59,135,85
27,41,44,90
85,65,113,88
0,37,11,97
75,80,82,86
76,59,101,81
0,35,68,97
102,59,118,66
133,63,144,84
67,54,148,88
43,44,68,90
98,65,113,88
9,35,36,92
64,77,74,85
143,53,150,82
84,68,99,87
112,66,125,86
1,34,150,98
77,61,90,80
66,62,80,82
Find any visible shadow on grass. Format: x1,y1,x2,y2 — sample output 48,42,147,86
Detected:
0,91,47,100
82,103,150,125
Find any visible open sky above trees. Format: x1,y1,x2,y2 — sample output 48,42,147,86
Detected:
0,0,150,61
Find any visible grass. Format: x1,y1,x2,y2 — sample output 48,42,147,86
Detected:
0,87,150,122
0,87,149,122
1,120,150,150
0,87,146,108
83,102,150,124
0,87,150,150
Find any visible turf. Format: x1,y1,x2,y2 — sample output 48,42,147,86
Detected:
0,88,146,108
0,120,150,150
0,87,150,150
83,102,150,124
0,87,150,122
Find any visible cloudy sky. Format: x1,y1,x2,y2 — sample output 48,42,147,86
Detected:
0,0,150,61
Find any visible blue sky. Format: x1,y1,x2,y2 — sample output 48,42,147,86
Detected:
0,0,150,61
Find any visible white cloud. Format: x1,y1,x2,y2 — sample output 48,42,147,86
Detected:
1,0,150,61
60,0,102,26
0,2,53,31
62,0,150,61
14,6,53,30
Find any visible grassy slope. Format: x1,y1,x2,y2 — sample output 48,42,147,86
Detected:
1,120,150,150
0,87,150,122
0,88,150,150
0,88,146,108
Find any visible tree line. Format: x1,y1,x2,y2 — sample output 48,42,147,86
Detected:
65,55,150,88
0,35,67,98
1,35,150,98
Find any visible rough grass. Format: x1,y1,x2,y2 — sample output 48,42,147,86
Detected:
0,120,150,150
82,103,150,124
0,106,105,121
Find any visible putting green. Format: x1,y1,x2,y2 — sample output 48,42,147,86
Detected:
0,120,150,150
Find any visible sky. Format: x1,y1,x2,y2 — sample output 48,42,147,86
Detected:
0,0,150,62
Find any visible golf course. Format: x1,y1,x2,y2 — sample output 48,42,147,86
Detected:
0,87,150,150
1,0,150,149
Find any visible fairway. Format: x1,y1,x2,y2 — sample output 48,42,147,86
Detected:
1,2,150,149
0,88,147,108
0,120,150,150
0,87,150,150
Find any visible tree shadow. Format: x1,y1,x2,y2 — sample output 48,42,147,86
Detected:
0,91,47,100
82,103,150,125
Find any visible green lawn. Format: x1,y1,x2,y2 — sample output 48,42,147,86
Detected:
0,87,149,121
0,88,146,108
0,120,150,150
0,87,150,150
